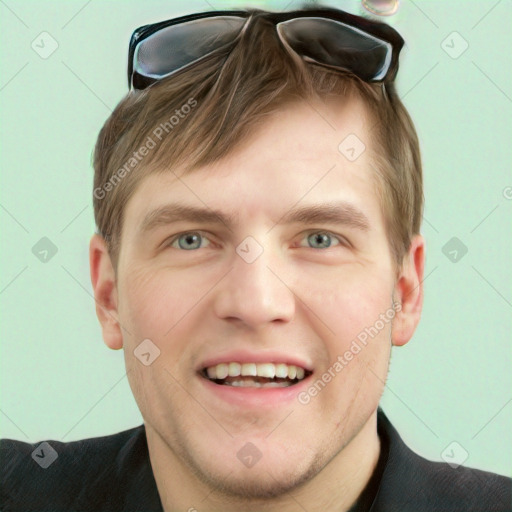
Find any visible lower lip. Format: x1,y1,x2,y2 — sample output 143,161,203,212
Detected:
198,373,314,407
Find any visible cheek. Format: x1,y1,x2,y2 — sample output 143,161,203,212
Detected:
118,267,202,343
119,268,202,420
300,266,394,344
307,278,393,420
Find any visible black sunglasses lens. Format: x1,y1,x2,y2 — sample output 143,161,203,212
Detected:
278,18,392,82
134,16,246,83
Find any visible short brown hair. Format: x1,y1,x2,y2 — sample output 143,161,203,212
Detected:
93,9,423,275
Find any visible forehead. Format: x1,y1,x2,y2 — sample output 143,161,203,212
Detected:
123,95,382,234
222,93,372,168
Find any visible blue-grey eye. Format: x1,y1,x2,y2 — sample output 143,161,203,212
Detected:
172,232,205,250
306,232,339,249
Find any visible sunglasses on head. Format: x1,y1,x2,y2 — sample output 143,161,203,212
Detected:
128,7,404,91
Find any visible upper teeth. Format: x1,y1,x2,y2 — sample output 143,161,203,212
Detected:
205,362,306,381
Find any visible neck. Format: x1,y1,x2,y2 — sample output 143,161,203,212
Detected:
147,411,380,512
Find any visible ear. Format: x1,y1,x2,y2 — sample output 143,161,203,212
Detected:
89,233,123,350
391,234,425,347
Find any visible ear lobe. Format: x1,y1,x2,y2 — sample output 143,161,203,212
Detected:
391,234,425,347
89,234,123,350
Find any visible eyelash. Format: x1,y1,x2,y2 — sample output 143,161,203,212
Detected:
166,230,349,250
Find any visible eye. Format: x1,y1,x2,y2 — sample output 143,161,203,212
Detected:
169,231,211,250
167,230,346,251
301,231,345,249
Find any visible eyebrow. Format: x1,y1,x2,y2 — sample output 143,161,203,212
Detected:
138,201,371,236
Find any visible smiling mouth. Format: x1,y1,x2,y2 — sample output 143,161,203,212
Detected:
201,362,312,388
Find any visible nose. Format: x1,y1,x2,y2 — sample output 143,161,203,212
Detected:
212,243,296,329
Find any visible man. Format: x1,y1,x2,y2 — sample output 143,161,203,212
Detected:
1,5,510,512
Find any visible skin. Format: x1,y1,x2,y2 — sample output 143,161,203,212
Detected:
90,94,424,511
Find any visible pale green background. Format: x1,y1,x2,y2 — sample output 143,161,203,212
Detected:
1,0,511,478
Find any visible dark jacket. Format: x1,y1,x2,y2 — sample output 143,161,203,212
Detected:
1,408,510,511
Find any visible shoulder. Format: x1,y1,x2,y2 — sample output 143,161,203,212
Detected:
0,425,162,512
374,409,512,512
384,443,511,511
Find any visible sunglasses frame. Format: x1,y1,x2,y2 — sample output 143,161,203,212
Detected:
128,7,404,90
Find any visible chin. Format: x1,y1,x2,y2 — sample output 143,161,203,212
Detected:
189,455,324,501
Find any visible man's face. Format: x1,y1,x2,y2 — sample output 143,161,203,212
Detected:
109,96,407,497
